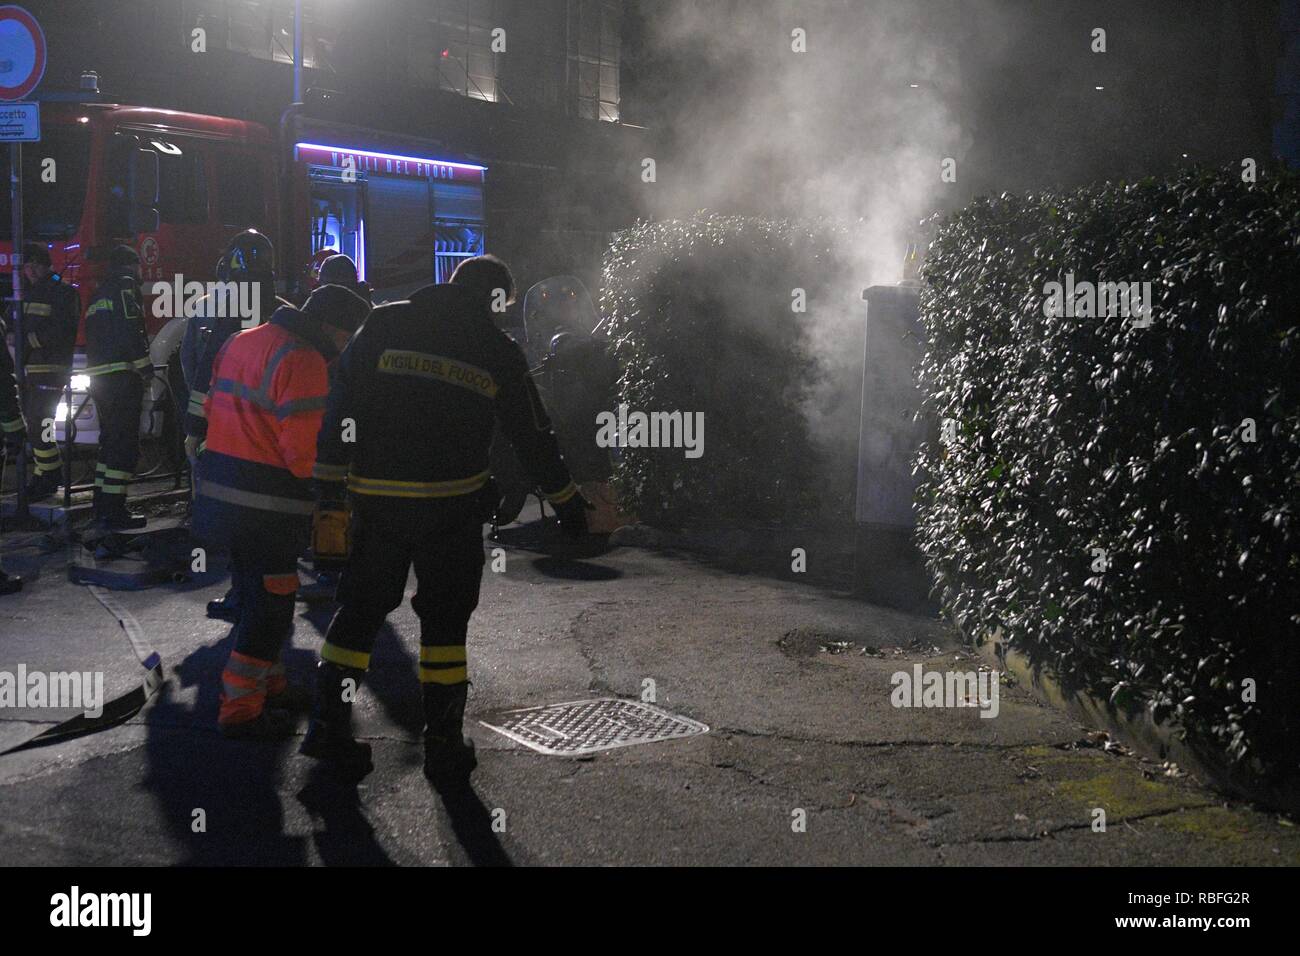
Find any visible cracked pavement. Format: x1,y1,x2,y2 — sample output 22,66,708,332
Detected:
0,503,1295,866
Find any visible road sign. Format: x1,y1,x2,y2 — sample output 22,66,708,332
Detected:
0,5,46,101
0,99,36,140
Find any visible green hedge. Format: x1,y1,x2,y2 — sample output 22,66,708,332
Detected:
915,165,1300,787
600,215,854,529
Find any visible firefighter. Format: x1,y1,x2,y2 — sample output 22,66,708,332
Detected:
182,229,287,622
312,251,373,305
182,229,282,458
192,282,370,738
18,244,80,501
0,321,29,595
84,245,152,531
304,255,590,782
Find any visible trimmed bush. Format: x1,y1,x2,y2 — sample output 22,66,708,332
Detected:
600,215,855,529
914,164,1300,788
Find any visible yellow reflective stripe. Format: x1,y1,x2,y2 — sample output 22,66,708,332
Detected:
33,446,60,459
312,461,350,481
84,361,137,376
321,642,371,670
188,401,207,418
545,481,579,505
101,467,133,480
418,665,468,685
34,462,62,475
133,357,153,370
86,298,114,315
188,389,207,405
347,469,490,499
23,302,51,316
26,332,41,348
1,418,23,433
420,645,467,664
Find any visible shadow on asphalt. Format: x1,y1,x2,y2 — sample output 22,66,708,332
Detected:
297,768,396,866
530,556,622,581
427,776,513,867
143,648,311,865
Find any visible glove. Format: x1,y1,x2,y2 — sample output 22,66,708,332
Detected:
553,491,593,538
183,435,202,465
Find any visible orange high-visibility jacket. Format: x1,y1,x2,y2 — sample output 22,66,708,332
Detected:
193,306,337,542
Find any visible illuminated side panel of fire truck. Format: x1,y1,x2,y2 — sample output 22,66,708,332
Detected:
288,120,487,305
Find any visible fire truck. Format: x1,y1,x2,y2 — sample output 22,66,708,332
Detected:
3,76,488,467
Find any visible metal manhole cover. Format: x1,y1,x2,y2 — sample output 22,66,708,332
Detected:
479,698,709,756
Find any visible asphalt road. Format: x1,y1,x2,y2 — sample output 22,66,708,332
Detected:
0,504,1295,866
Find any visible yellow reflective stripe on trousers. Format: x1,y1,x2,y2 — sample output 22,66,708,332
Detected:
1,418,23,433
321,642,371,671
347,470,490,499
545,481,579,505
95,463,131,493
24,364,70,374
312,461,350,481
420,645,466,664
23,302,51,316
84,361,139,376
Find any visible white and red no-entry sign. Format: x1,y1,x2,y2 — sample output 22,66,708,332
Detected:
0,5,46,101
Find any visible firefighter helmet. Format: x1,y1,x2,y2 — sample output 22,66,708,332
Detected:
226,229,275,281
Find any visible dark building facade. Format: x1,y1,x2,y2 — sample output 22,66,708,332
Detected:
29,0,651,297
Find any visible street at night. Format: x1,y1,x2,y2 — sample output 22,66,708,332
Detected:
0,0,1297,934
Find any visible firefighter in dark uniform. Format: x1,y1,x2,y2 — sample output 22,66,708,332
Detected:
305,255,590,781
0,323,29,595
181,229,288,621
84,245,152,531
18,243,80,501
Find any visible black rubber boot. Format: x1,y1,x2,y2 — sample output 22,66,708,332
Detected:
206,585,241,622
24,470,60,501
98,494,147,531
300,661,373,781
422,681,476,781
